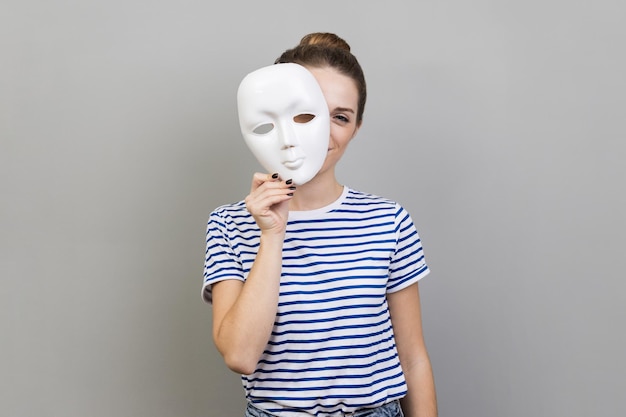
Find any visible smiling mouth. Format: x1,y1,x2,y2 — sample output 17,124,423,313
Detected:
283,158,305,169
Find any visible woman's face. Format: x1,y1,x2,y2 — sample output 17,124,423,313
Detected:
306,66,361,180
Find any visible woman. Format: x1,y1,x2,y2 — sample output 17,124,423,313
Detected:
203,32,437,417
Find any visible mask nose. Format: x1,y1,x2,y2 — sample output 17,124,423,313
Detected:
277,121,299,149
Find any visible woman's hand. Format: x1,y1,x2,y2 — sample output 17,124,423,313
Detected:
245,172,295,235
213,172,294,374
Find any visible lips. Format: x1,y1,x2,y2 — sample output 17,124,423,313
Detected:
282,148,306,170
283,158,305,169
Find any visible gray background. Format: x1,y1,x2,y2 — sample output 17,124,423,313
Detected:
2,1,624,416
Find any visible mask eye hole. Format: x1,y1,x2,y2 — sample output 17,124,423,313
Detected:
293,113,315,123
253,123,274,134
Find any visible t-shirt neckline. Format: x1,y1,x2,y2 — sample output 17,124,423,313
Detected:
288,185,349,220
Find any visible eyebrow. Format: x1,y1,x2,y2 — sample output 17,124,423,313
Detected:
333,107,355,114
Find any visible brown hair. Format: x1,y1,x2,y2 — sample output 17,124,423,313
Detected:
275,33,367,126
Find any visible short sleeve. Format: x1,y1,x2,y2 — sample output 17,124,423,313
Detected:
202,210,245,303
387,204,430,293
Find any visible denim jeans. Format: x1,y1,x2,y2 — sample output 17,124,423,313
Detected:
245,400,404,417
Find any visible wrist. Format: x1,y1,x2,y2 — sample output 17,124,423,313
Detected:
259,230,286,246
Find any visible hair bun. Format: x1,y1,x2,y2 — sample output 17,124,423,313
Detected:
299,32,351,52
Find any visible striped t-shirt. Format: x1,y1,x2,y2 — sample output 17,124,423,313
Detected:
203,186,430,417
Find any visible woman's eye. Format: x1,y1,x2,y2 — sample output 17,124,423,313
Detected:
334,115,349,123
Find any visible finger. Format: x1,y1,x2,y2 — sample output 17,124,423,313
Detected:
250,172,280,193
255,193,294,213
249,176,293,199
245,186,295,213
247,184,295,205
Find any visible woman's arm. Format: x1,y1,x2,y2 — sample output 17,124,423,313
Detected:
211,173,294,375
388,282,438,417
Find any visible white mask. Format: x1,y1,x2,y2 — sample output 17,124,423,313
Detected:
237,63,330,185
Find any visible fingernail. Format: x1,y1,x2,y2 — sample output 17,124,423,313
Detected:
287,193,294,196
289,186,296,190
286,179,293,185
272,173,279,179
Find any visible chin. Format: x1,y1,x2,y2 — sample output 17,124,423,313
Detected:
289,173,314,186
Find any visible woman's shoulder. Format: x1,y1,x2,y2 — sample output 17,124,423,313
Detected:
208,200,250,222
346,187,402,209
343,188,417,223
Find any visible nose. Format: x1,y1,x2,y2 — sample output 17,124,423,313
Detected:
277,121,300,149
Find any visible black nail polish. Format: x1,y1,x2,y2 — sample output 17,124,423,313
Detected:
287,193,294,196
272,173,279,179
289,186,296,190
286,179,293,185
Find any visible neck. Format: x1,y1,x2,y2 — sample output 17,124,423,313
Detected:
289,170,343,211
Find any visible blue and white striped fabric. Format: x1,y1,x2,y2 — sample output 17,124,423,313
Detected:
203,186,429,417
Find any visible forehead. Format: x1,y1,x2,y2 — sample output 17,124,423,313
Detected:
307,66,358,110
238,64,326,114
